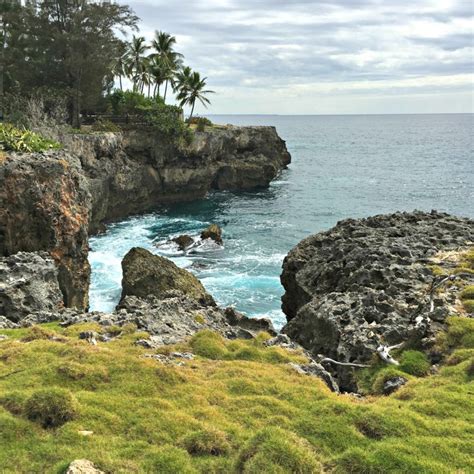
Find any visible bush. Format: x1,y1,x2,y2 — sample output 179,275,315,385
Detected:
107,90,159,115
371,367,408,395
190,331,228,360
399,350,430,376
24,388,78,428
0,123,61,153
180,427,231,456
145,446,196,474
91,118,121,133
460,286,474,300
462,300,474,314
236,427,321,473
186,116,212,132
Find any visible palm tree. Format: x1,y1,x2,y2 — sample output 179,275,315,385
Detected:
150,31,183,101
148,56,167,98
112,52,127,91
176,69,214,121
125,35,148,92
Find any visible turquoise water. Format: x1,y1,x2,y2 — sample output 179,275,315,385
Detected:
89,114,474,327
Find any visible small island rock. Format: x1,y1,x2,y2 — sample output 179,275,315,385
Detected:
172,235,194,251
201,224,223,244
120,247,215,306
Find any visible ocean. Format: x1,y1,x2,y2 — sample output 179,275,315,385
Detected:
89,114,474,328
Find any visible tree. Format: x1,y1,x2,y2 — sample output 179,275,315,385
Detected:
148,56,167,98
176,68,214,121
112,43,128,92
150,31,183,101
125,35,148,93
4,1,138,128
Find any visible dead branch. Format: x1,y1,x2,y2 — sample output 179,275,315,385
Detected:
319,357,370,368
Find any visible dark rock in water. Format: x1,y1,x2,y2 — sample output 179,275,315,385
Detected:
281,211,474,391
383,376,407,395
201,224,223,244
0,252,63,323
121,247,215,306
224,307,276,336
172,235,194,251
0,151,91,310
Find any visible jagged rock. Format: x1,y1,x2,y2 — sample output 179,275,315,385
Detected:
0,252,63,323
66,459,104,474
172,235,194,251
281,211,474,391
74,127,291,233
0,316,18,329
224,307,276,335
120,247,215,306
0,151,91,310
383,376,407,395
201,224,223,244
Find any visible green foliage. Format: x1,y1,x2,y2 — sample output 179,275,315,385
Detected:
236,427,321,473
187,116,213,131
0,322,473,472
460,285,474,300
436,316,474,353
107,90,161,115
190,330,227,360
24,388,78,428
0,123,61,153
144,446,196,474
181,427,231,456
371,366,409,395
91,119,121,133
462,300,474,313
399,350,430,376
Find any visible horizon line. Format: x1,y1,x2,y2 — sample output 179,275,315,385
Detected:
206,112,473,117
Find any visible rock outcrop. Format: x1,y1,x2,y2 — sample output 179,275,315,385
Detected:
0,152,91,309
281,211,474,391
72,127,290,233
0,126,290,311
201,224,223,244
0,252,63,322
120,247,215,306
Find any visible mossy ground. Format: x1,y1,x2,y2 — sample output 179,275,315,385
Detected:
1,319,473,473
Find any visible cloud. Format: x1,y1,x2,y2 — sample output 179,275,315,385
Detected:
125,0,474,114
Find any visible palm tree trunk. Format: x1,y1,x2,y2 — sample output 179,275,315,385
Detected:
164,80,168,102
189,101,195,122
119,75,123,91
147,83,151,98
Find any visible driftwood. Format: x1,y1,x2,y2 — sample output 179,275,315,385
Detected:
319,357,370,368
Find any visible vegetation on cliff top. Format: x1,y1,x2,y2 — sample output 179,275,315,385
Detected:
0,123,61,153
0,318,473,473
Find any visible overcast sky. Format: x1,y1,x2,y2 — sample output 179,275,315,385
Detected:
126,0,473,115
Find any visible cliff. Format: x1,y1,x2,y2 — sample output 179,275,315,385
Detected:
281,211,474,391
72,126,291,232
0,125,291,310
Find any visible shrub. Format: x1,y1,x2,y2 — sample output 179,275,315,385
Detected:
462,300,474,314
399,350,430,376
236,427,321,473
24,388,78,428
460,286,474,300
91,118,121,133
371,367,408,394
190,331,228,360
186,116,212,127
107,90,158,115
0,123,61,153
180,427,231,456
145,446,196,474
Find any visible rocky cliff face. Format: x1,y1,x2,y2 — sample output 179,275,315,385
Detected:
72,126,291,233
0,126,290,310
281,211,474,391
0,152,91,309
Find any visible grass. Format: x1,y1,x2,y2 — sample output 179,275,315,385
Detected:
0,321,473,473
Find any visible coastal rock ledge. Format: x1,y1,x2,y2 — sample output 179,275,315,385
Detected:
281,211,474,391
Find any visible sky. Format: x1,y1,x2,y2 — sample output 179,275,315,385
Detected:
126,0,474,115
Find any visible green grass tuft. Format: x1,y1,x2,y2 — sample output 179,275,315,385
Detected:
24,388,78,428
180,427,231,456
399,350,430,376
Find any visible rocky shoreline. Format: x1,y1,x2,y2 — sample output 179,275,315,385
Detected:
0,125,290,311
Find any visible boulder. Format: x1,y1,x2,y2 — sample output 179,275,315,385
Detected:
201,224,223,244
120,247,215,306
281,211,474,391
66,460,104,474
383,376,407,395
172,235,194,251
0,252,63,323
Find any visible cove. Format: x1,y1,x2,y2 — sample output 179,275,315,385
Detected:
89,114,474,327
